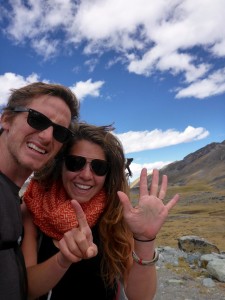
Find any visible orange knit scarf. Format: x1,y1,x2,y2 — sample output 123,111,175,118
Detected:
23,179,106,241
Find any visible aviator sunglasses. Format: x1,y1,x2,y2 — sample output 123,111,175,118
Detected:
64,155,109,176
11,107,74,143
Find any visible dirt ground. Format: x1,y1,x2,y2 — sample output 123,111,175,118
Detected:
128,189,225,299
153,191,225,300
154,265,225,300
155,191,225,252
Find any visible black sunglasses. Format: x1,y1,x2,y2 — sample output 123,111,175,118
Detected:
64,155,109,176
12,107,73,143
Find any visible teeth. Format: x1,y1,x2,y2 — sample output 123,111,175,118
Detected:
76,184,91,190
27,143,46,154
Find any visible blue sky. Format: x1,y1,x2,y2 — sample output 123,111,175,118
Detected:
0,0,225,183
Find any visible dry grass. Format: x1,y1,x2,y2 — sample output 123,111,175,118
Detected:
131,188,225,252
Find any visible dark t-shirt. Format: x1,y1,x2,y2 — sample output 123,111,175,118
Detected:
38,225,118,300
0,172,27,300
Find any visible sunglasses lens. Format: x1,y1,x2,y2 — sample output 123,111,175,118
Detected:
28,110,50,131
91,160,109,176
64,155,109,176
65,155,86,172
53,125,72,143
28,110,72,143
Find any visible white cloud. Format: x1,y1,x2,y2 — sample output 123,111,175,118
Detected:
3,0,225,99
115,126,209,154
0,73,104,106
176,68,225,98
4,0,76,39
32,37,59,60
84,58,99,72
0,73,41,106
116,124,209,182
129,161,172,184
70,79,105,101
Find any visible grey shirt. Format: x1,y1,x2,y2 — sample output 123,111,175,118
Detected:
0,172,27,300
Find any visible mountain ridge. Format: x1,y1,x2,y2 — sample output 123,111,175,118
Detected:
131,140,225,192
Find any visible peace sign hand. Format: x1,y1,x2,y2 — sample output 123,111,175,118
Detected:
118,168,179,240
57,200,98,268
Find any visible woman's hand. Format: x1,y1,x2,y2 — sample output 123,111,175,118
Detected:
118,168,179,240
56,200,98,268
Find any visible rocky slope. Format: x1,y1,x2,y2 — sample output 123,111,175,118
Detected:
131,140,225,191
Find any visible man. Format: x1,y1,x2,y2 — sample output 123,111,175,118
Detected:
0,82,79,300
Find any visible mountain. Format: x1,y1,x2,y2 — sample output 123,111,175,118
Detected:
131,140,225,192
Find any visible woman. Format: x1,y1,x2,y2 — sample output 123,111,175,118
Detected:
22,122,179,300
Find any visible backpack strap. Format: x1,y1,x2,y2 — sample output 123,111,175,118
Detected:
0,241,18,250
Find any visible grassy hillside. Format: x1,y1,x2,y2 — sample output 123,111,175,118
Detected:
130,186,225,252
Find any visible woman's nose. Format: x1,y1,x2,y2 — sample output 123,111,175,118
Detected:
79,162,93,178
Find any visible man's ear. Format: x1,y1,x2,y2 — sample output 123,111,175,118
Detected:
0,112,12,131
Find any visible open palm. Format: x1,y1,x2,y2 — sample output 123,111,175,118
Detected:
118,168,179,240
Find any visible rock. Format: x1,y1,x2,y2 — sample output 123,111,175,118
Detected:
178,235,220,254
154,237,225,300
157,238,225,284
207,259,225,282
202,278,216,287
200,253,224,268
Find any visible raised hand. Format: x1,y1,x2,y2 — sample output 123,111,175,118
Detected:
56,200,98,267
118,168,179,240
